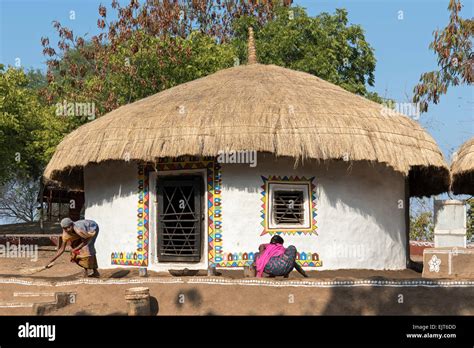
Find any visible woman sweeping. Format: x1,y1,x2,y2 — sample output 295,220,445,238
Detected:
46,218,100,278
252,235,308,278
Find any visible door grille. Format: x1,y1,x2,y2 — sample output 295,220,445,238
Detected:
157,176,202,262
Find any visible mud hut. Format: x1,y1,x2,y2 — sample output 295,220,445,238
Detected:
451,137,474,195
44,29,449,272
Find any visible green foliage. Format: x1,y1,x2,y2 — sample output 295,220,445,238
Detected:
232,7,381,102
467,198,473,241
21,2,384,180
44,30,237,118
25,69,48,90
0,66,69,183
41,0,282,117
410,211,434,241
43,3,384,122
413,0,473,112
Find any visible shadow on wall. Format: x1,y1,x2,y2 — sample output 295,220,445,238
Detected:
313,160,405,238
227,156,406,244
319,286,473,315
87,156,405,236
83,161,139,209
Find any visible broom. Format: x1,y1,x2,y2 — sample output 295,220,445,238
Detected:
20,262,55,275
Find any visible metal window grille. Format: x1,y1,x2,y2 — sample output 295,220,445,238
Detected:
273,190,305,225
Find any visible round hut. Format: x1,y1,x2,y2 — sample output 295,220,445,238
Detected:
44,32,449,272
451,137,474,195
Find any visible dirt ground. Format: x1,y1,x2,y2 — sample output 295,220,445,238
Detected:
0,247,472,316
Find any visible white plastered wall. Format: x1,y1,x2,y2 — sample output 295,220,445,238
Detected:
84,161,139,269
84,155,407,271
219,154,407,270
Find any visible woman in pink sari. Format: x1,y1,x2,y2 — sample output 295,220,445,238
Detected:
253,236,308,278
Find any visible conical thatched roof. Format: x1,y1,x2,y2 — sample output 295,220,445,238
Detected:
44,63,449,197
451,137,474,195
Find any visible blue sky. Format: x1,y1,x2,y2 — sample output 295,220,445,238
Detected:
0,0,473,160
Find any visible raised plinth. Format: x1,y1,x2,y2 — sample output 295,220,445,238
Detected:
423,247,474,279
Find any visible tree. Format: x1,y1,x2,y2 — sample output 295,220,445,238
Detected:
467,198,473,241
413,0,473,112
41,1,383,122
0,179,40,223
0,66,54,183
0,65,71,184
40,0,289,118
409,197,435,241
43,31,237,119
410,211,434,241
231,7,382,102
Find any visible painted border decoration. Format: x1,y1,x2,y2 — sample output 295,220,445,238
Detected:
260,175,318,236
110,161,322,268
218,251,322,267
152,157,222,267
110,157,222,268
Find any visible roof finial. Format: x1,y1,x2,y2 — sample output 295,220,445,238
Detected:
247,27,257,64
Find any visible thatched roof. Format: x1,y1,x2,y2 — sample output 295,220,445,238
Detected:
44,62,449,197
451,137,474,195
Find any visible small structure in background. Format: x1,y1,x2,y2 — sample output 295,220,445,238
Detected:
0,181,85,249
433,200,466,248
38,182,85,223
422,247,474,278
423,137,474,279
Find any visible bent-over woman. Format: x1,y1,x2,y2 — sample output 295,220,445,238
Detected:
47,218,100,278
252,235,308,278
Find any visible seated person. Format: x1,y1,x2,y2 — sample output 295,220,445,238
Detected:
252,235,308,278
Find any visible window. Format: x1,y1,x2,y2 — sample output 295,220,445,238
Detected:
260,176,317,235
267,182,311,230
273,190,305,225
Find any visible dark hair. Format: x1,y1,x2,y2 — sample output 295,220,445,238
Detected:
270,235,284,245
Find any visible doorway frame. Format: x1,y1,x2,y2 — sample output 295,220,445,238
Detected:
156,174,204,263
149,168,209,271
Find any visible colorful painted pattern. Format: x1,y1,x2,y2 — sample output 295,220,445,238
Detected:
110,160,322,268
260,176,318,236
218,251,322,267
153,157,223,267
111,164,149,266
